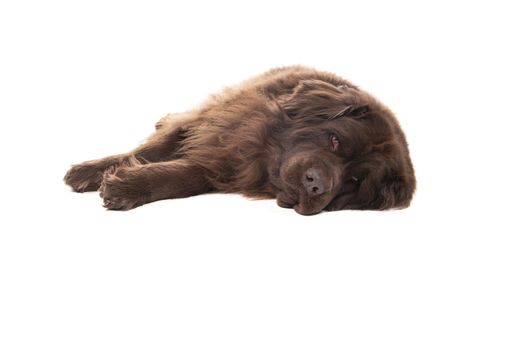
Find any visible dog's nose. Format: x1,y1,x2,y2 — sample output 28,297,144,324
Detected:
303,168,325,196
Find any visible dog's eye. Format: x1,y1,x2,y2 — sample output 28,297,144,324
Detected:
330,134,340,151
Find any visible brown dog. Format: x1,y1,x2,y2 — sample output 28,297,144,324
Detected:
64,66,416,215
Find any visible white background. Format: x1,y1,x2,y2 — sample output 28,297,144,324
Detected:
1,0,523,349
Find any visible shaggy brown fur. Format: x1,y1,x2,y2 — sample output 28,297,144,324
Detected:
64,66,416,215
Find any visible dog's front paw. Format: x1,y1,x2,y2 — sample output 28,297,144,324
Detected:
99,166,150,210
64,162,105,192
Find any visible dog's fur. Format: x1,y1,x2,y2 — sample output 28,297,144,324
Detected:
64,66,416,215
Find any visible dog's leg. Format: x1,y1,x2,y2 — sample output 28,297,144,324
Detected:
99,159,212,210
64,112,201,192
64,155,139,192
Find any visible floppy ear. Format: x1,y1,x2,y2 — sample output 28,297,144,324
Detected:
372,175,415,209
332,174,414,211
279,80,348,120
327,159,416,211
279,80,369,120
292,79,341,94
328,104,369,120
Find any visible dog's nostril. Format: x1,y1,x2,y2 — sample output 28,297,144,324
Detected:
302,168,325,196
305,169,318,182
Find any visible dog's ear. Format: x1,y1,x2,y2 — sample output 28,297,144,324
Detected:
357,150,416,210
326,150,416,211
365,174,415,210
329,104,369,120
327,171,415,211
279,80,370,121
279,80,350,120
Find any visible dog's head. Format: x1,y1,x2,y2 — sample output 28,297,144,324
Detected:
275,80,416,215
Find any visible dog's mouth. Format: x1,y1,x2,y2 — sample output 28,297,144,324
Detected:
276,191,297,209
276,190,331,215
293,203,323,216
